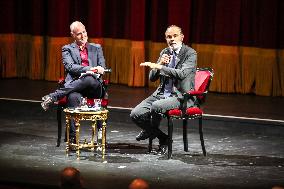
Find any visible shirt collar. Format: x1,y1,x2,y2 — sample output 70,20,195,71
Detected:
76,42,88,51
174,44,182,55
170,43,182,55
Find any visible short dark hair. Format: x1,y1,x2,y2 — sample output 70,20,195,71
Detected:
166,25,183,35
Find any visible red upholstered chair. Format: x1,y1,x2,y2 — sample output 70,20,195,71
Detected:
149,68,214,159
55,78,110,147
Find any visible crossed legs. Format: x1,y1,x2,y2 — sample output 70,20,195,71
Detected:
41,75,102,111
41,76,103,141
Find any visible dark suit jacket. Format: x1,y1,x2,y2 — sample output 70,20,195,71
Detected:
150,44,197,99
62,42,106,86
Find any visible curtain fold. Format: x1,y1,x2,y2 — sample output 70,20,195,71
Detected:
29,36,45,80
128,41,145,87
15,34,32,78
103,38,131,85
0,34,16,78
45,37,72,81
278,50,284,96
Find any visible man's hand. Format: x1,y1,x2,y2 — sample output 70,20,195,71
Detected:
140,62,162,69
159,54,171,65
86,70,94,74
90,66,105,74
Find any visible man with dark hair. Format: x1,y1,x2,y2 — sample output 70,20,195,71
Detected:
131,25,197,155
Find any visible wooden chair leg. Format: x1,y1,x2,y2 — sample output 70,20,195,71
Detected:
198,117,206,156
183,119,188,152
167,117,173,159
148,138,153,153
56,106,62,147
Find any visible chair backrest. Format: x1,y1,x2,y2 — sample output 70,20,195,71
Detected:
194,68,214,103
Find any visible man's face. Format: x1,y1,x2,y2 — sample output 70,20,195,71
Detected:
165,27,184,50
71,24,88,46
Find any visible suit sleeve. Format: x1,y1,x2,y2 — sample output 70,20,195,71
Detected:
62,45,90,75
149,49,167,82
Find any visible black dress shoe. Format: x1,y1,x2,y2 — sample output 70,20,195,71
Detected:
69,136,76,144
136,130,152,141
41,95,54,111
154,144,168,155
154,137,170,155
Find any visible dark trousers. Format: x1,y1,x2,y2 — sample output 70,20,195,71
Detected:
50,76,103,137
130,95,181,142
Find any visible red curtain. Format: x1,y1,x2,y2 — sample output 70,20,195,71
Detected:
0,0,283,47
0,0,283,96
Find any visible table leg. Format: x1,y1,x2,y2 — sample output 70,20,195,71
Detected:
75,118,80,160
102,119,107,160
65,114,70,157
91,120,97,151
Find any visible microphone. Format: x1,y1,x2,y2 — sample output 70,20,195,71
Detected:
92,68,112,73
104,68,112,73
163,48,172,56
79,68,112,79
163,48,173,67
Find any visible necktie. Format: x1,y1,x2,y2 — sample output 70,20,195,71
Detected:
168,51,176,68
163,51,176,97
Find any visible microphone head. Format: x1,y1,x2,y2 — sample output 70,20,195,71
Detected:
164,48,171,55
104,68,112,73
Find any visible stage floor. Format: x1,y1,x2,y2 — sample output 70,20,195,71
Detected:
0,79,284,189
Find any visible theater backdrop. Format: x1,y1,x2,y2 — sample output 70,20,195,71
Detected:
0,0,283,96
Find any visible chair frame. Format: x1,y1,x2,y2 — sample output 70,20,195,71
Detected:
149,67,214,159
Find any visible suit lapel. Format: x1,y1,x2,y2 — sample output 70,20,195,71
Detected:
87,43,95,67
87,43,98,67
174,44,186,68
71,42,81,64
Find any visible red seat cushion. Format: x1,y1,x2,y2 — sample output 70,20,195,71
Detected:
103,79,109,85
186,107,203,115
168,107,203,117
86,98,95,106
101,98,108,107
57,96,67,105
168,109,182,117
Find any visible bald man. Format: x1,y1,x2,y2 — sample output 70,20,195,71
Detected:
41,21,106,143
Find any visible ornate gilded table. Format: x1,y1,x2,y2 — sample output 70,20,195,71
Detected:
64,108,109,160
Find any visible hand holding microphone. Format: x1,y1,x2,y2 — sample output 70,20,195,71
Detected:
160,54,171,65
90,66,112,74
140,48,174,70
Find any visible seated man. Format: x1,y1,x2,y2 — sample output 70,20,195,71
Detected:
41,21,106,142
131,25,197,155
